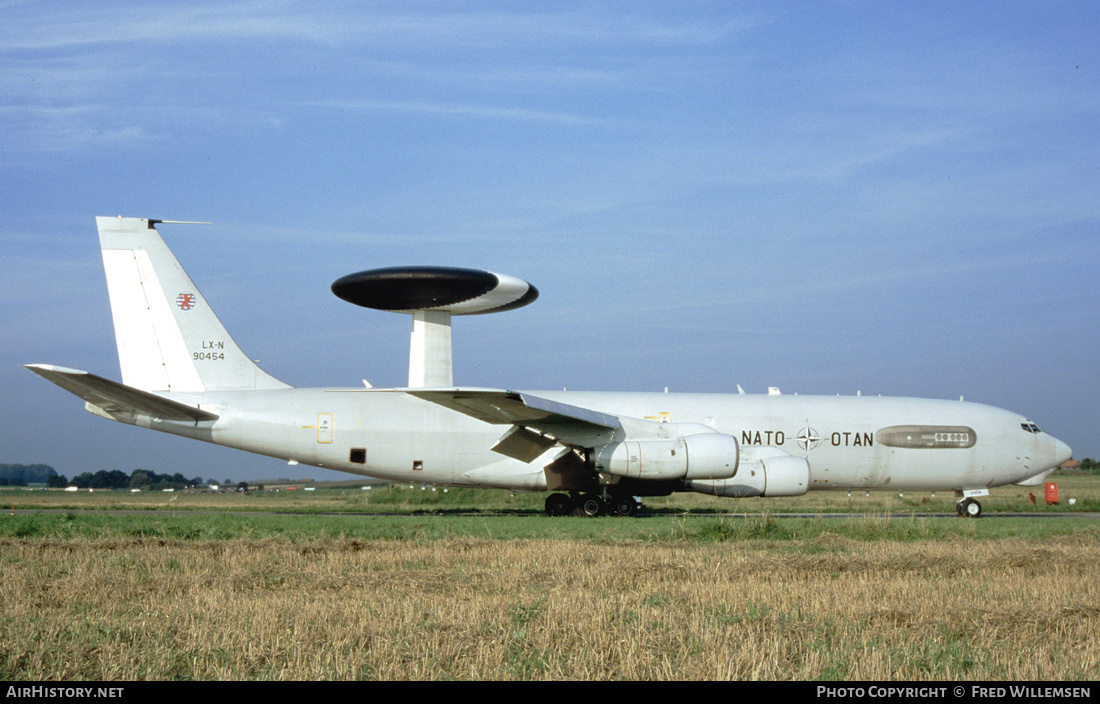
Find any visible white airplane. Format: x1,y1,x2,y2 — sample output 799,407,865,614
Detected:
26,217,1072,517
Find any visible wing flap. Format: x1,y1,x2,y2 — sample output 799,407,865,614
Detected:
491,425,559,462
407,388,620,448
25,364,218,422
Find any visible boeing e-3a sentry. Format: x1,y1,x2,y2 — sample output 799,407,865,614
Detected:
27,217,1072,517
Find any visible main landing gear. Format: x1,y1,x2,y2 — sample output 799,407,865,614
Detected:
956,498,982,518
544,492,640,517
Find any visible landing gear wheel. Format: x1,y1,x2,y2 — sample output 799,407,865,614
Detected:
576,494,605,518
958,498,982,518
612,497,639,517
545,493,574,517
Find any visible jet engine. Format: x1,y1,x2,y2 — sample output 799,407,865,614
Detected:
685,448,809,497
591,430,739,481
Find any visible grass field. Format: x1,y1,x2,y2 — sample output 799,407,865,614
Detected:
1,475,1098,681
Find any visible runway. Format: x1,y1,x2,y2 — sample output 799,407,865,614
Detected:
8,508,1100,519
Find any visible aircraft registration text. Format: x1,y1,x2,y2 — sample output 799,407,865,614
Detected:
194,340,226,361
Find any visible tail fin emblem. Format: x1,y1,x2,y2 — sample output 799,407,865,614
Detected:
176,293,196,310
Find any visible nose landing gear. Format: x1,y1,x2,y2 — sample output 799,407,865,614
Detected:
956,498,982,518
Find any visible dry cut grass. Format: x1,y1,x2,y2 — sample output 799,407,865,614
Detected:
2,534,1099,680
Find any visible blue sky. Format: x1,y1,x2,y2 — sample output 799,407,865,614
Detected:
3,1,1098,482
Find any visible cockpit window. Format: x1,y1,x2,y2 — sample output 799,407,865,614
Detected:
1020,422,1042,434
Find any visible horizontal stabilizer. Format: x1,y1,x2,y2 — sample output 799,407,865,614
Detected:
25,364,218,422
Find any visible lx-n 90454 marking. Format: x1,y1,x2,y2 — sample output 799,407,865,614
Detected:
26,217,1072,518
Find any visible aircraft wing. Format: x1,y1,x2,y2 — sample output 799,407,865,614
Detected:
407,388,620,460
25,364,219,423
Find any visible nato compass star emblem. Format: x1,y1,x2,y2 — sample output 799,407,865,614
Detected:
797,427,822,451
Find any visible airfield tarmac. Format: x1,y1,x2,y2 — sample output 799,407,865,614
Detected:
10,507,1100,520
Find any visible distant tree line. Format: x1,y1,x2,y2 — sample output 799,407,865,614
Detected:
70,469,206,491
0,463,58,486
1,464,207,490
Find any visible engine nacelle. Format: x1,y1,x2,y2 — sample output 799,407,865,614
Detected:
592,431,739,481
686,451,809,497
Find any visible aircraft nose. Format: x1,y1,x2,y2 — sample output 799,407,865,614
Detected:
1052,436,1073,467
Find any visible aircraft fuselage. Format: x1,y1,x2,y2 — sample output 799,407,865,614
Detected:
145,387,1067,494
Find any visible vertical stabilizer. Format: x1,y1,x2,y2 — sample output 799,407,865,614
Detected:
96,216,290,392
